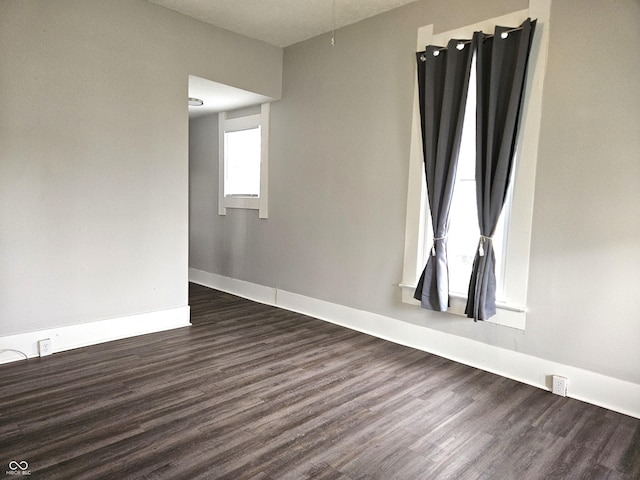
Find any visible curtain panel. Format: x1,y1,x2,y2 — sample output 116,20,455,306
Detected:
413,18,537,319
465,18,537,321
413,40,473,311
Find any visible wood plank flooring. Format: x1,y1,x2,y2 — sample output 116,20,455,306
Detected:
1,282,639,479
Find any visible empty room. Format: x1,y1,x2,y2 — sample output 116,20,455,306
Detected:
1,0,639,478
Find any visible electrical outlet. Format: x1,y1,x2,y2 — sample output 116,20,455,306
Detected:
38,338,53,357
552,375,568,397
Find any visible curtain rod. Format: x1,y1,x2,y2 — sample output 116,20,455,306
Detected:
419,25,524,61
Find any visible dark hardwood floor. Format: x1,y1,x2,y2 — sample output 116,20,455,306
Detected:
1,283,639,479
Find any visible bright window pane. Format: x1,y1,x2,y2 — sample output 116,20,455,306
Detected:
224,127,261,197
448,181,507,296
445,53,508,298
448,179,479,295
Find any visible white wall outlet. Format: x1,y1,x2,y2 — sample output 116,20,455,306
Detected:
38,338,53,357
552,375,568,397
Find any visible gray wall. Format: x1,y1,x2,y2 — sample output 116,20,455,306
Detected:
189,114,219,272
526,0,640,381
190,0,640,385
0,0,282,336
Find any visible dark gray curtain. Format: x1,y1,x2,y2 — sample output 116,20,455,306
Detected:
414,39,473,311
466,18,537,320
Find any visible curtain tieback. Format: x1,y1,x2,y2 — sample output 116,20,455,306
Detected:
479,235,492,257
431,235,447,256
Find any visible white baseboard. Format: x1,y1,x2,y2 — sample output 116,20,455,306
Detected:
0,306,191,365
190,268,640,419
189,268,276,305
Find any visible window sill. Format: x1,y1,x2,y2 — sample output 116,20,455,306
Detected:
219,196,268,218
399,284,526,330
223,196,261,209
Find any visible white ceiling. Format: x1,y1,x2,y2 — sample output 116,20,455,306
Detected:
171,0,419,117
188,75,273,118
149,0,419,48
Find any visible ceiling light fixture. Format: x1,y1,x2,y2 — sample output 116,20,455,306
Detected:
188,97,204,106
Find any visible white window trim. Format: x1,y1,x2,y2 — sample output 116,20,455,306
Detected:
218,103,270,218
400,1,551,330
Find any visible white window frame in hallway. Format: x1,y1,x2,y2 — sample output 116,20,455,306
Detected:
218,103,270,218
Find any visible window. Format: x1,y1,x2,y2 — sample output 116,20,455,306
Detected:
400,3,551,330
218,103,270,218
445,55,508,297
224,126,261,197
